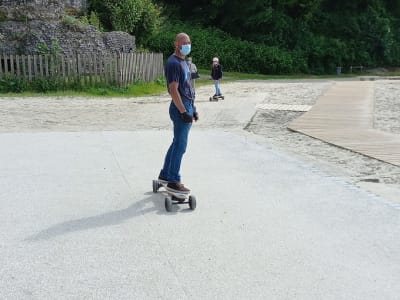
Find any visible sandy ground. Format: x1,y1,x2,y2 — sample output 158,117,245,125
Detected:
0,78,399,202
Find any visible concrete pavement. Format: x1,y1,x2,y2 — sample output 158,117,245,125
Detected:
1,129,400,299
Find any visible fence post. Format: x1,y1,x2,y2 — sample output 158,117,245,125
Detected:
59,55,65,85
38,55,43,77
9,54,14,75
27,55,32,81
127,53,133,84
0,53,3,75
115,53,119,85
77,53,82,86
133,53,138,81
119,52,125,86
21,55,26,79
93,54,98,85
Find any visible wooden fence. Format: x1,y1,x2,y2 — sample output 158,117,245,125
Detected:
0,52,164,87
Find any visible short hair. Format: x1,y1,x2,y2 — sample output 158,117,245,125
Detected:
176,32,190,43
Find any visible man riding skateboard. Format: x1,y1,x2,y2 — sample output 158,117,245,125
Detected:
158,32,199,194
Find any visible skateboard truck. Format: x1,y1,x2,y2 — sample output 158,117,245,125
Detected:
152,180,197,212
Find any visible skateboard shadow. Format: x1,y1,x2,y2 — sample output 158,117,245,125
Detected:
24,191,178,242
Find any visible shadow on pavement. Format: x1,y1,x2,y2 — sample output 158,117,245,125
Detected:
24,192,178,242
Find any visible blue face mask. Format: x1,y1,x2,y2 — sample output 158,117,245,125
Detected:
180,44,191,56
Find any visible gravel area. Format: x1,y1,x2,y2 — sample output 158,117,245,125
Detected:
374,81,400,134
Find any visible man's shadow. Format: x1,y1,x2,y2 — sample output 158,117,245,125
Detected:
25,191,187,242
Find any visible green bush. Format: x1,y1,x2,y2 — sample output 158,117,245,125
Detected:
88,0,161,45
0,8,7,22
30,77,66,93
89,11,103,31
0,75,27,93
81,11,103,32
145,22,301,74
0,76,80,93
0,75,147,94
62,15,86,32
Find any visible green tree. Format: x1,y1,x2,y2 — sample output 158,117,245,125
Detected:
88,0,162,45
145,0,400,71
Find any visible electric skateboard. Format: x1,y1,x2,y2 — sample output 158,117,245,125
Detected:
152,180,196,212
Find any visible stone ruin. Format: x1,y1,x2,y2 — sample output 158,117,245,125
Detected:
0,0,136,55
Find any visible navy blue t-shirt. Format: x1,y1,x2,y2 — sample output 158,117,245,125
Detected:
165,54,195,102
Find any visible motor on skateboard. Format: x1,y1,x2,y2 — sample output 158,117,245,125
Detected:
152,180,197,212
209,95,224,101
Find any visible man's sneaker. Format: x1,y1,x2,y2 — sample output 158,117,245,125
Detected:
166,182,190,194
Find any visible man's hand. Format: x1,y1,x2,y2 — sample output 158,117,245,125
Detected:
193,111,199,122
180,112,193,123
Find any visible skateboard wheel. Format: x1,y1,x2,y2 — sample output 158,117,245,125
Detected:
188,195,196,210
152,180,160,193
165,197,173,212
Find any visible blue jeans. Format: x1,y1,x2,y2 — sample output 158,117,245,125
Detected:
159,101,193,183
214,80,221,95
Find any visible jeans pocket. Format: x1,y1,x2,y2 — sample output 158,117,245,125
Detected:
170,101,194,121
183,101,193,116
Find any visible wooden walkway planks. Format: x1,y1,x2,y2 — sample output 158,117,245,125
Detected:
256,104,312,112
288,81,400,166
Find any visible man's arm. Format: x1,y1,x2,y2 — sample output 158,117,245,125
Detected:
169,81,186,113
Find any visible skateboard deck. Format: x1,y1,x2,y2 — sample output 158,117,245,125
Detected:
209,95,224,101
152,179,196,212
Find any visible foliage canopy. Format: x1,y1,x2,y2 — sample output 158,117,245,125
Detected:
88,0,400,74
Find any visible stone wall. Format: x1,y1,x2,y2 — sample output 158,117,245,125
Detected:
0,0,87,17
1,0,66,20
0,20,136,55
0,0,136,55
103,32,136,53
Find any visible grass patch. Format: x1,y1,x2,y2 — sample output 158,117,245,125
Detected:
0,77,167,98
193,68,355,86
1,70,398,98
126,81,166,96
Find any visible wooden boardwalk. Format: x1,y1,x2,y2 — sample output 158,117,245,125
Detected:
288,81,400,167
